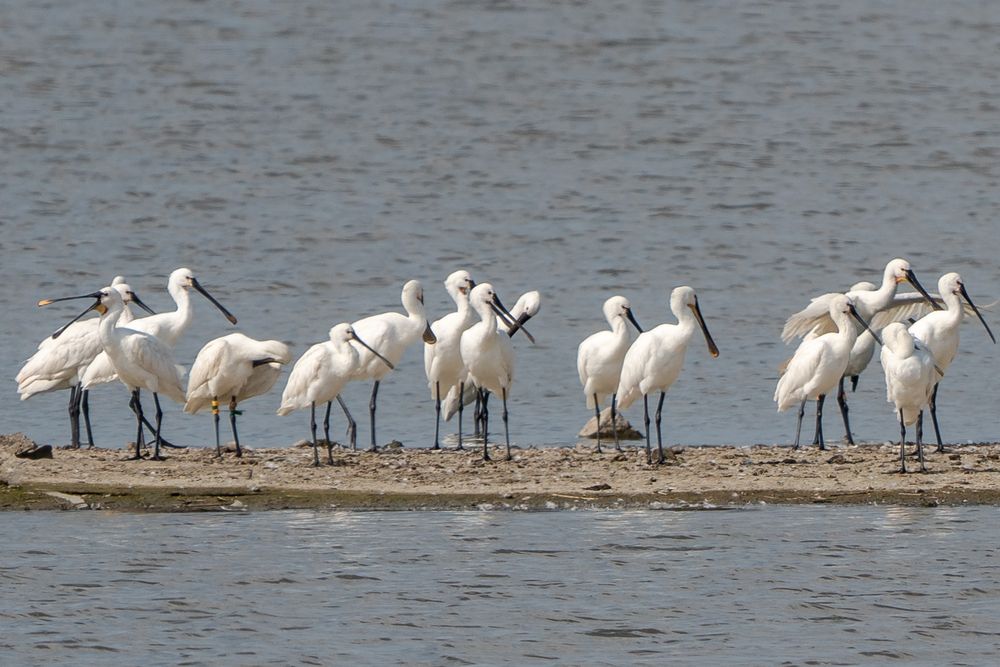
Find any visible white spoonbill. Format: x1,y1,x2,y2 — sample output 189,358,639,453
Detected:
277,324,394,466
781,258,937,445
424,270,476,449
775,295,881,450
576,296,642,453
17,278,155,448
459,283,528,460
184,333,293,457
51,286,186,461
617,286,719,464
907,272,995,451
880,322,939,473
345,279,436,452
82,267,237,390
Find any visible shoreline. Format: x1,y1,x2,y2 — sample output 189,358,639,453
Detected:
3,433,1000,512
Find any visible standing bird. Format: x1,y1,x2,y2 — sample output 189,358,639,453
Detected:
277,324,393,466
781,258,937,445
459,283,527,461
617,286,719,464
50,287,186,461
880,322,939,473
576,296,643,453
775,295,881,450
184,333,293,457
424,270,476,450
18,278,155,448
907,273,995,451
346,280,436,452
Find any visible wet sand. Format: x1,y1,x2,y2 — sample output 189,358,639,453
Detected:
4,432,1000,511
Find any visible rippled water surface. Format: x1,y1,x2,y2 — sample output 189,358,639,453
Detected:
2,507,999,665
1,0,999,451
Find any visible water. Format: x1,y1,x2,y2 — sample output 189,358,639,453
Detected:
2,0,999,452
0,506,997,665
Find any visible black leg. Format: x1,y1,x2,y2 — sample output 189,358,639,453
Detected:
481,389,491,461
655,392,665,464
643,394,651,464
151,393,165,461
336,395,357,451
368,380,380,452
433,382,441,450
850,375,860,393
309,402,320,467
611,393,621,452
815,394,826,450
473,389,482,438
502,387,511,461
898,413,907,474
929,384,945,452
793,400,806,450
323,400,332,450
68,384,80,448
457,382,465,451
593,394,602,454
212,397,221,457
127,389,143,460
81,389,94,448
917,411,927,472
229,397,242,458
837,377,855,445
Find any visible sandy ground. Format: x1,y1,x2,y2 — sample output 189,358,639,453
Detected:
4,432,1000,511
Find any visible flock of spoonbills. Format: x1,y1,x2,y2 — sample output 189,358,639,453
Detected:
15,259,995,472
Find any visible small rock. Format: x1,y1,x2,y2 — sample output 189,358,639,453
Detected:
382,440,404,451
826,454,847,465
949,453,962,461
578,408,642,439
584,483,612,491
15,444,53,460
782,457,798,464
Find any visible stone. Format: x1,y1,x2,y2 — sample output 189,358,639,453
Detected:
578,407,643,439
15,444,53,460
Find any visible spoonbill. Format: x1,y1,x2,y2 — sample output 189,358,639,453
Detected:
184,333,293,457
345,280,436,452
277,324,393,466
50,286,186,461
907,273,995,451
459,283,528,461
775,295,881,450
576,296,642,453
17,277,154,448
82,267,237,389
781,258,937,445
424,270,476,450
880,322,939,473
617,286,719,464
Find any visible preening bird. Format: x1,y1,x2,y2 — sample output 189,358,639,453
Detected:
880,322,939,473
906,272,996,451
781,258,937,445
346,279,436,452
424,270,477,449
576,296,642,453
17,277,155,448
617,286,719,464
184,333,292,457
775,294,880,450
277,324,393,466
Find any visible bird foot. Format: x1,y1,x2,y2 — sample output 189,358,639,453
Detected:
149,455,167,462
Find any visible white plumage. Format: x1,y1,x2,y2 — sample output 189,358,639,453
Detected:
617,286,719,464
185,333,292,456
880,322,938,472
576,295,642,452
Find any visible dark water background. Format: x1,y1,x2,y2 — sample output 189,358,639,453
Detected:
1,0,998,451
3,506,999,665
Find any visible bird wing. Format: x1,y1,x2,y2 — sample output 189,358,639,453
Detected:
184,337,231,413
119,332,186,403
781,292,840,342
80,351,118,388
277,344,329,415
870,292,994,330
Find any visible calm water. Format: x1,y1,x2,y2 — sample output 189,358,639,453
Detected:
1,506,998,665
1,0,999,451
